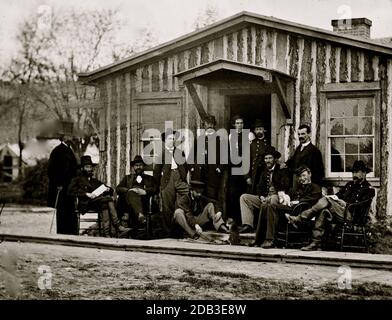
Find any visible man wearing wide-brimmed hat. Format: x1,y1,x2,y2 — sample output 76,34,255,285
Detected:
245,118,270,194
286,160,375,251
249,165,322,248
116,155,157,232
47,121,78,235
238,146,289,234
68,156,131,237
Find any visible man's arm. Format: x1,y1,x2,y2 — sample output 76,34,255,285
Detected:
67,178,86,198
116,175,130,195
298,184,322,203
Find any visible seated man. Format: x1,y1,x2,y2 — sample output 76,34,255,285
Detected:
238,147,289,233
173,180,228,240
67,156,130,238
250,165,322,248
116,155,157,230
286,160,375,251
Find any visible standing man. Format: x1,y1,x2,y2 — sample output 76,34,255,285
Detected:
245,119,270,194
153,130,190,237
227,114,251,224
238,147,289,233
192,114,226,206
47,121,78,235
286,124,324,188
116,155,157,230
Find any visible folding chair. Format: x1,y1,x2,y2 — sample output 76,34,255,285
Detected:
276,202,312,248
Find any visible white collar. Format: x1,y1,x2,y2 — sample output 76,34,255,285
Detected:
301,141,311,148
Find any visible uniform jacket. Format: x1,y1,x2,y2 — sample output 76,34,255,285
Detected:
286,143,325,186
245,137,270,188
288,182,322,206
153,146,189,190
116,172,157,196
336,180,375,204
255,164,290,197
47,142,77,208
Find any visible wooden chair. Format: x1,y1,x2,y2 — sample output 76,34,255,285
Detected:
75,198,102,236
325,197,374,252
276,202,312,248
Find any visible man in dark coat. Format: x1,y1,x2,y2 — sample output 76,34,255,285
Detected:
286,160,375,251
173,180,228,240
250,165,322,248
47,124,78,235
67,156,130,237
116,155,157,229
238,146,289,233
153,130,190,237
191,114,226,202
245,119,270,194
227,114,251,224
286,124,324,188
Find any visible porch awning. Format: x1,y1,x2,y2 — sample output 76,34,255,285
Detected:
174,59,294,120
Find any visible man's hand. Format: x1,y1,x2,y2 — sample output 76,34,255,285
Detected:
246,178,252,185
259,195,266,202
195,224,203,235
216,168,221,174
129,188,147,196
290,200,299,207
86,192,97,199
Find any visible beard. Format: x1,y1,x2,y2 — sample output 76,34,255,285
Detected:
135,169,143,175
256,133,264,139
83,171,94,177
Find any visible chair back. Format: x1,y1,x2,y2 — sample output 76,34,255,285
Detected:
292,202,311,216
349,197,373,226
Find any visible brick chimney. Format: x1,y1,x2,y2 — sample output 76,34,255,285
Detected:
331,18,372,39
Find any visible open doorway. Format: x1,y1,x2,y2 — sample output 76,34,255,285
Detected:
229,94,271,141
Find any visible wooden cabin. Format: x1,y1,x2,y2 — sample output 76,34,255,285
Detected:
78,12,392,219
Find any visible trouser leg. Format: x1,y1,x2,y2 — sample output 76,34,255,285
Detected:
240,194,261,228
101,209,111,237
108,201,121,227
311,209,331,243
298,197,330,221
173,208,196,238
125,191,144,215
160,174,177,236
254,204,268,244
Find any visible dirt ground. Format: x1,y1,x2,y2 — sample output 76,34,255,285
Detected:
1,208,392,300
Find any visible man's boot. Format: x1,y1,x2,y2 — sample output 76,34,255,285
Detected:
286,197,330,228
301,241,322,251
101,210,111,237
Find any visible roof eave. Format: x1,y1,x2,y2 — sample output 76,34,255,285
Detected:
78,11,392,85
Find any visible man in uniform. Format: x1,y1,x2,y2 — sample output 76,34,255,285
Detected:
173,180,228,240
238,146,289,233
47,121,78,235
250,165,322,248
286,160,375,251
245,119,270,194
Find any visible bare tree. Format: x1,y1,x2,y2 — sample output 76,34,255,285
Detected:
193,4,220,30
2,7,157,159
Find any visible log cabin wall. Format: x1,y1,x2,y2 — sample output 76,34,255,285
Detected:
94,23,392,218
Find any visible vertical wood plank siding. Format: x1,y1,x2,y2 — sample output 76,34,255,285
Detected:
96,24,389,216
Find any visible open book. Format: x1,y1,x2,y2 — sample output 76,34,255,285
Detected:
91,184,108,197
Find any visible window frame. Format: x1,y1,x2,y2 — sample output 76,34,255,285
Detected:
320,82,381,181
135,95,184,172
